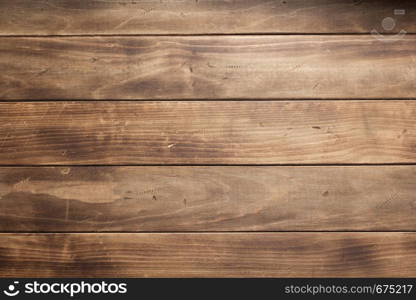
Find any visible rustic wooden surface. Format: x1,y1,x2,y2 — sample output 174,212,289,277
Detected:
1,36,416,100
1,233,415,277
0,101,415,165
0,166,415,232
0,0,415,35
1,0,415,278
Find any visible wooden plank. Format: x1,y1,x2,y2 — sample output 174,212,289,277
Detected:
1,233,415,277
0,0,415,35
1,166,415,232
1,36,416,100
0,101,415,165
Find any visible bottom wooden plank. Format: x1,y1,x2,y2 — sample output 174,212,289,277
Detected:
0,233,415,277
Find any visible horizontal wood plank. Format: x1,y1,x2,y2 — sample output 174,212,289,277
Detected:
1,233,415,277
1,36,416,100
0,101,415,165
1,166,415,232
0,0,415,35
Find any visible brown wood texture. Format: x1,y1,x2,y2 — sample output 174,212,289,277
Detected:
1,1,415,279
1,101,415,165
1,233,416,277
0,166,415,232
1,36,416,100
0,0,415,35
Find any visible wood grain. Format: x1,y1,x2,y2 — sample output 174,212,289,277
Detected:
1,101,415,165
1,166,415,232
1,36,416,100
1,233,416,277
1,0,415,281
0,0,415,35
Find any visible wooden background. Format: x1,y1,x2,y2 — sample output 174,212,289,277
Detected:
0,0,415,277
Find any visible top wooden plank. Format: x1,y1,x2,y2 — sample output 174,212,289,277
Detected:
0,0,415,35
